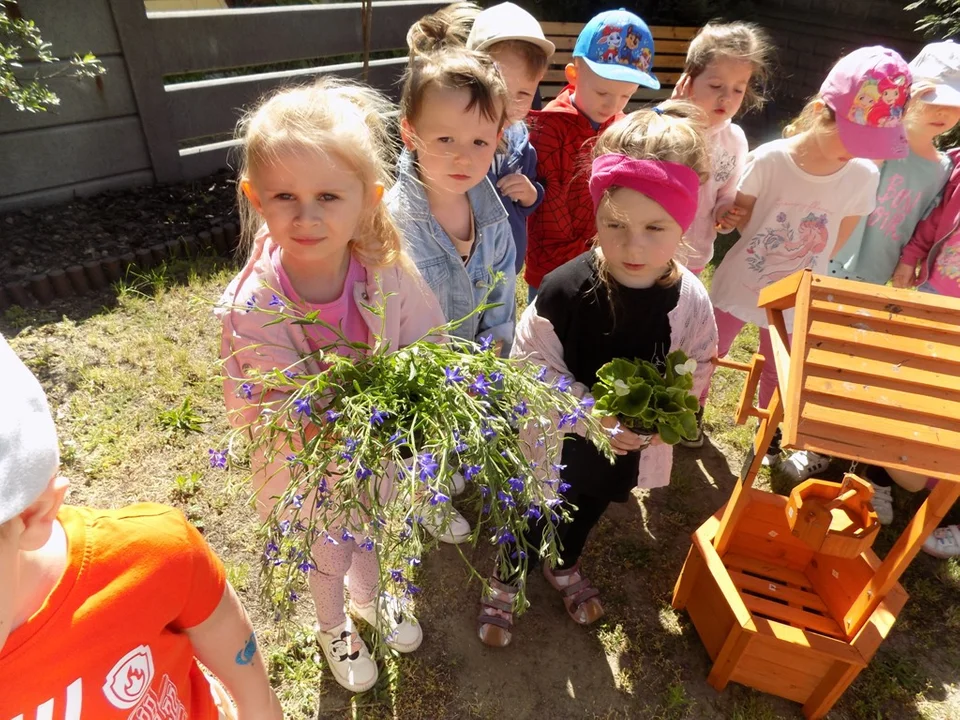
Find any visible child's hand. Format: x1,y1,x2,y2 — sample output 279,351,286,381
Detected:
497,172,539,207
599,415,653,455
715,204,748,232
891,262,917,288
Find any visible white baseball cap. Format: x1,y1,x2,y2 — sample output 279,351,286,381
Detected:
0,334,59,525
466,2,555,58
910,40,960,107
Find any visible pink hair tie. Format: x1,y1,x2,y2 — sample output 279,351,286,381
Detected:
588,154,700,233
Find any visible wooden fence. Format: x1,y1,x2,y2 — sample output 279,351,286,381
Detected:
0,0,445,213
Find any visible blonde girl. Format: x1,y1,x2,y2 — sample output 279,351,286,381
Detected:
672,21,774,277
217,78,445,693
476,103,718,648
706,47,910,481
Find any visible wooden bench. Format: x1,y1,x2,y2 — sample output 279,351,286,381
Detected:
539,22,698,107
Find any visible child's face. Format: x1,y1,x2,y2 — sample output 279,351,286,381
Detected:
686,57,753,127
569,60,638,125
596,187,683,289
403,87,503,196
910,96,960,144
488,45,543,125
244,148,372,271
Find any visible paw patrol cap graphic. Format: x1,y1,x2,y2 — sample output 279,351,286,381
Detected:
909,40,960,108
0,334,59,525
821,46,911,160
573,9,659,89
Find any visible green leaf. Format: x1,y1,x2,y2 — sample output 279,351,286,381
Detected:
658,422,681,445
678,411,699,440
619,384,652,416
596,358,638,385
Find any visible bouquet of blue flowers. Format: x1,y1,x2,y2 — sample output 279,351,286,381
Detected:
591,350,700,445
216,288,612,632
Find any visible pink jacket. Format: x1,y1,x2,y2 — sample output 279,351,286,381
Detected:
217,231,446,430
900,147,960,294
512,265,718,490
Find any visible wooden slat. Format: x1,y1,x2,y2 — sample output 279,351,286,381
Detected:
809,296,960,339
806,317,960,367
550,36,691,54
0,56,135,134
811,273,960,313
730,570,829,612
724,552,815,590
752,617,865,665
693,516,756,629
16,0,122,57
0,117,150,197
805,345,960,394
540,22,699,40
166,58,408,142
802,371,960,421
148,2,445,75
800,398,960,449
740,594,846,638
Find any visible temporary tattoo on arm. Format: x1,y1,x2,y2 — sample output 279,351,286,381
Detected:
235,632,257,665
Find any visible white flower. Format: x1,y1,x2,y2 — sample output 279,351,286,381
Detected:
613,379,630,397
675,359,698,376
607,421,624,437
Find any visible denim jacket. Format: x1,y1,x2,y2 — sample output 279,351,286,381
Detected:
387,149,517,351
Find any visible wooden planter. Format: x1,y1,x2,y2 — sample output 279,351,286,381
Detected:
674,271,960,718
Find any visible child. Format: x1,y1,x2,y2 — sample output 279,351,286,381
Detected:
477,104,719,647
706,47,910,479
387,28,517,352
670,20,773,448
826,42,960,524
467,2,555,273
0,335,283,719
525,8,659,300
218,79,447,692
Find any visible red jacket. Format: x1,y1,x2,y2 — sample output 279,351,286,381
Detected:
525,86,623,288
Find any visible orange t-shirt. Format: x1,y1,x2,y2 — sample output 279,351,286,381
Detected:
0,503,226,720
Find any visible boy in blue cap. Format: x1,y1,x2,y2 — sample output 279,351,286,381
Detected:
525,8,659,300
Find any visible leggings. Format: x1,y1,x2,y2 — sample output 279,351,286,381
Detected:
701,307,787,411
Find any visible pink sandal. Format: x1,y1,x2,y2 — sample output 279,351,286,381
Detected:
543,562,605,625
477,576,518,647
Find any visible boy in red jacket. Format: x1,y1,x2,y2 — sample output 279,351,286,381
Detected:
0,335,282,720
525,9,660,298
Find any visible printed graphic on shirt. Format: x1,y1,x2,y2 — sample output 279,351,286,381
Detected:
714,149,737,185
935,244,960,281
866,173,924,244
103,645,155,710
128,674,186,720
847,73,909,128
744,210,829,284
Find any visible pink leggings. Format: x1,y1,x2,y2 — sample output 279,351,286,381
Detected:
701,308,785,411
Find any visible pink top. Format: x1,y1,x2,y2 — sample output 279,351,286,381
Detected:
271,245,369,354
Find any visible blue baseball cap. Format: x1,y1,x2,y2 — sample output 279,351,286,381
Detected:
573,9,659,89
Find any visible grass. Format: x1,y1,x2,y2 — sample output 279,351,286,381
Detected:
5,252,960,719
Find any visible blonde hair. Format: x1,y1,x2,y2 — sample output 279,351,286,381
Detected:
782,97,837,137
684,21,774,115
905,79,941,130
487,39,550,79
406,1,480,54
235,77,404,270
591,101,710,290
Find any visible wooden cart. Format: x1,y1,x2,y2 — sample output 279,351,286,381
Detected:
672,270,960,718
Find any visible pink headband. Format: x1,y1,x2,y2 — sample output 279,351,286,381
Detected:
588,154,700,233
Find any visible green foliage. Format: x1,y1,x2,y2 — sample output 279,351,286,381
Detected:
592,350,700,444
172,471,203,500
1,1,104,112
906,0,960,39
158,397,207,434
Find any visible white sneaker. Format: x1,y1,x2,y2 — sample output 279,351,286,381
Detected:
870,482,894,525
781,450,830,482
923,524,960,559
420,502,472,544
316,618,379,692
450,470,466,496
351,594,423,653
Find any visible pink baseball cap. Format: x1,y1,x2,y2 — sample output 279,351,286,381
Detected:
821,46,911,160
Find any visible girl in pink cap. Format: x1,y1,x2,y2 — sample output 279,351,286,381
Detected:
704,46,911,480
476,103,718,648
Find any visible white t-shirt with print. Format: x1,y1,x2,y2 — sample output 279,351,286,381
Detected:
711,138,879,327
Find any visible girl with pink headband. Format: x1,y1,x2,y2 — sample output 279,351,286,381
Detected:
476,103,718,648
